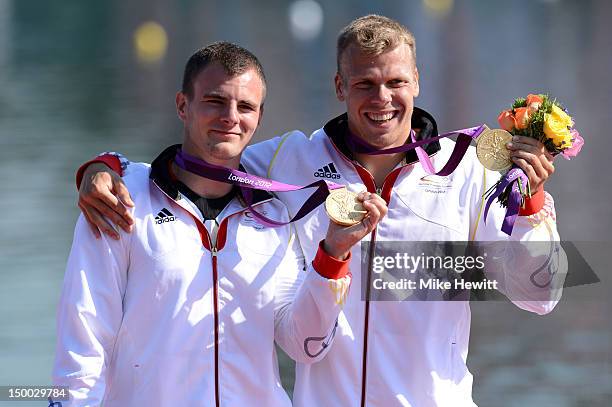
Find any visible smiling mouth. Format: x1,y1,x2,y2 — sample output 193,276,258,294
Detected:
210,130,241,137
365,111,398,123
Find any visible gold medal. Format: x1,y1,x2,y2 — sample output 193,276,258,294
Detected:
476,128,513,172
325,188,367,226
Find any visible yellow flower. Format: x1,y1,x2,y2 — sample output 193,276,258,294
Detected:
544,105,574,147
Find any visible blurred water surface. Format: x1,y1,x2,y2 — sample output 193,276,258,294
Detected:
1,1,610,406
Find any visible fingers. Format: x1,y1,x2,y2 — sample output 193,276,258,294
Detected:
506,137,555,191
79,201,102,239
78,201,120,240
322,191,388,259
79,168,134,235
507,136,554,162
81,189,133,233
357,191,388,231
109,180,135,229
508,136,555,162
507,135,541,148
510,150,548,179
114,180,135,208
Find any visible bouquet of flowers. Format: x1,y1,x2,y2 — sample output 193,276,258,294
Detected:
498,93,583,161
483,93,583,234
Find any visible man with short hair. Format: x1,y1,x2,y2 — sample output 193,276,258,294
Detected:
53,41,387,406
75,15,565,407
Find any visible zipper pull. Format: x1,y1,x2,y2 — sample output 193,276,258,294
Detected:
376,187,382,195
211,247,218,257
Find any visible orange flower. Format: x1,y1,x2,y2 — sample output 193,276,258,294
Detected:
514,107,530,130
497,110,516,132
526,94,543,113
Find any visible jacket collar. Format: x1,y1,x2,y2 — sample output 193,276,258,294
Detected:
150,144,272,205
322,106,441,165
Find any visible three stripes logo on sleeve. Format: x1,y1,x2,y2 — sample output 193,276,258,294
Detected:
314,162,341,179
155,208,176,224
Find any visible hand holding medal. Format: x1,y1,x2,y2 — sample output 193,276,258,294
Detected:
323,189,388,259
325,188,367,226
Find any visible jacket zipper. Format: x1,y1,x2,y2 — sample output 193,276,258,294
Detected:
361,226,377,407
211,245,220,407
152,181,274,407
360,179,400,407
357,175,381,407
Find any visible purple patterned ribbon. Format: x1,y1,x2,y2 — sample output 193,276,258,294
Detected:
483,166,528,236
175,124,487,228
174,149,344,227
346,125,488,176
347,124,529,235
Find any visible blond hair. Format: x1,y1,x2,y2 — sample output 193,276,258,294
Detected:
336,14,416,74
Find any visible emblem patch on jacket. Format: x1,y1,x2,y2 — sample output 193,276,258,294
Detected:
241,211,266,230
417,175,453,194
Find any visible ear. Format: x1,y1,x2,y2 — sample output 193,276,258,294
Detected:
413,67,420,98
257,104,264,127
176,91,188,122
334,72,345,101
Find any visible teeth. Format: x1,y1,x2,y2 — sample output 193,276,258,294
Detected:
367,112,395,122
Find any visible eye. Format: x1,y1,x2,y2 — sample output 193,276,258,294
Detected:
388,79,407,88
202,98,224,105
354,81,373,90
238,103,256,112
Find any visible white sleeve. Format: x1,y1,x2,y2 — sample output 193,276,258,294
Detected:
52,215,129,405
472,168,567,315
273,228,351,364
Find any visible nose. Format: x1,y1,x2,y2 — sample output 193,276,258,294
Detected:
220,102,240,125
373,85,392,104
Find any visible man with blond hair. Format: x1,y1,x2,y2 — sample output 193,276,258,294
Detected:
75,15,564,407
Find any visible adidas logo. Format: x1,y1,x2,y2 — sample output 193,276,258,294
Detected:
314,162,341,179
155,208,176,224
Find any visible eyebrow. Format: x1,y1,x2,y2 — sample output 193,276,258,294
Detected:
202,91,227,100
350,78,374,85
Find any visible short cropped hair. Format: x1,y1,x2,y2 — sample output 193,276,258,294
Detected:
181,41,267,100
336,14,416,74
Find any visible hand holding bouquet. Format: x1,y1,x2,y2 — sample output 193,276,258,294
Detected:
482,93,583,235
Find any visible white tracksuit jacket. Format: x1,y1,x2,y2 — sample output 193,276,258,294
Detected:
240,111,567,407
81,110,567,406
53,150,351,406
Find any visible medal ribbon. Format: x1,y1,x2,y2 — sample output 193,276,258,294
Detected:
345,125,488,176
347,124,527,235
174,149,344,227
483,166,528,236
